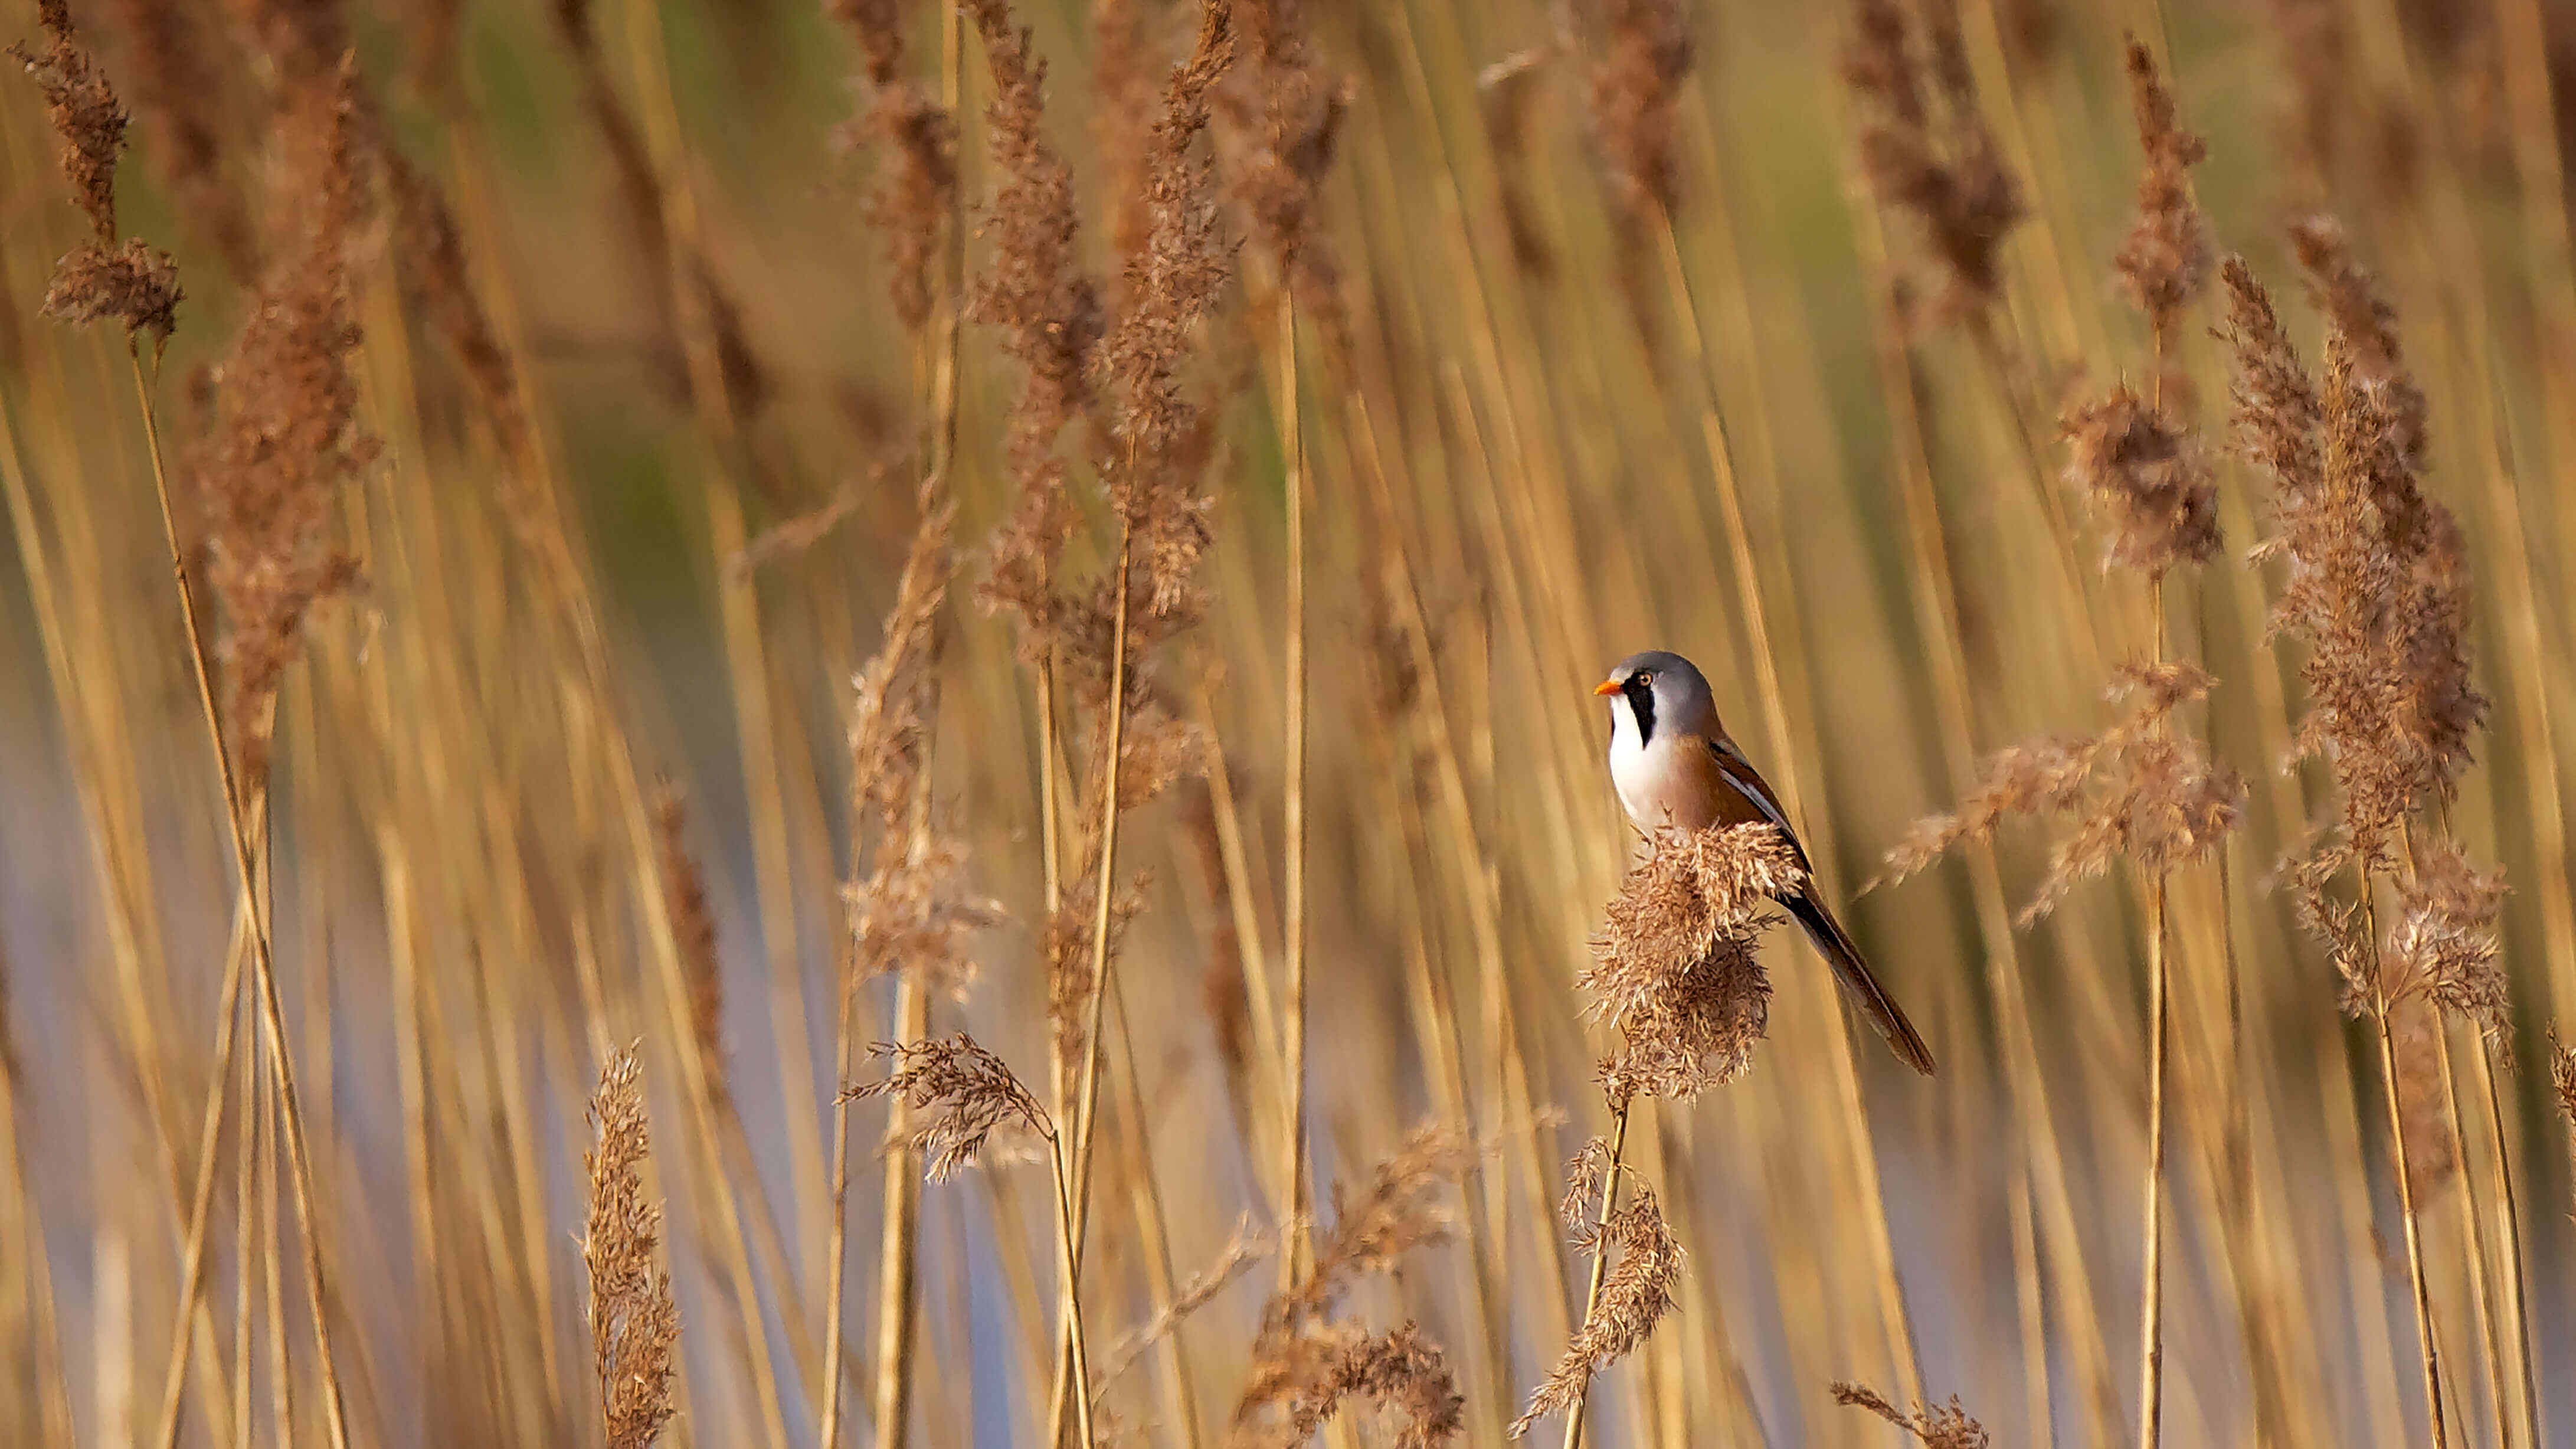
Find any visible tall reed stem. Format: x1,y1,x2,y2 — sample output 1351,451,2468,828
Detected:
1562,1097,1633,1449
1048,519,1135,1445
1278,280,1312,1286
126,348,352,1449
2364,881,2447,1449
2136,578,2170,1448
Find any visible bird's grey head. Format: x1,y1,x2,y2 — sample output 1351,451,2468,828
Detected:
1595,650,1716,745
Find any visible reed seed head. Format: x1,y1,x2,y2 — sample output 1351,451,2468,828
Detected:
649,784,728,1105
1509,1162,1683,1437
845,1033,1054,1179
583,1046,680,1449
830,0,958,332
1585,823,1801,1101
1831,1383,1991,1448
1588,0,1693,224
192,58,375,787
1233,1124,1474,1447
1877,663,2238,922
1843,0,2025,327
14,0,125,242
2113,38,2208,336
2372,838,2508,1033
2061,384,2221,578
15,0,184,348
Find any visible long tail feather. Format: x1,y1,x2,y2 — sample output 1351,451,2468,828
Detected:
1782,887,1937,1076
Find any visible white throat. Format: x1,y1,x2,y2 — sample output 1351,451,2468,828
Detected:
1607,695,1690,831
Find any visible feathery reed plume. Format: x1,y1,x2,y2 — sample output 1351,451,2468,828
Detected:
2061,387,2221,576
15,0,120,239
190,60,374,787
827,0,958,332
1230,1124,1473,1447
1586,0,1691,225
967,0,1106,647
2369,840,2507,1033
2290,217,2427,470
649,784,728,1104
847,829,1001,1005
1101,0,1236,613
1841,0,2025,326
2265,0,2349,200
549,0,768,417
2224,248,2500,1449
14,0,181,348
378,148,533,462
2256,320,2482,869
1526,822,1796,1442
584,1047,681,1449
2113,40,2208,344
845,1034,1053,1180
1582,0,1690,347
1508,1140,1683,1438
1583,823,1801,1101
1830,1383,1991,1448
848,484,955,834
1875,663,2240,923
1220,0,1347,293
2289,226,2483,814
99,0,257,279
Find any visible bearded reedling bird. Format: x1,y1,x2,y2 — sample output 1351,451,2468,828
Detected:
1597,650,1938,1076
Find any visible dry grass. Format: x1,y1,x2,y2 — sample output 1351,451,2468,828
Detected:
6,2,2576,1448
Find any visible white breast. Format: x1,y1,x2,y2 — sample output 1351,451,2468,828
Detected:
1608,698,1713,831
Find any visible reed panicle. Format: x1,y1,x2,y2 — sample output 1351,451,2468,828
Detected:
1508,1141,1682,1438
584,1047,680,1449
2554,1036,2576,1188
1586,0,1691,226
1841,0,2024,326
846,1033,1053,1181
14,0,181,348
1583,823,1798,1100
98,0,256,277
2114,40,2209,342
1877,663,2238,921
1231,1124,1472,1447
191,59,374,788
649,785,729,1105
829,0,958,332
1831,1383,1992,1448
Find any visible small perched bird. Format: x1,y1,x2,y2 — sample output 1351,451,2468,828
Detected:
1596,650,1937,1076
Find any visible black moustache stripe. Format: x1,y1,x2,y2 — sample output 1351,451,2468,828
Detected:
1623,676,1657,745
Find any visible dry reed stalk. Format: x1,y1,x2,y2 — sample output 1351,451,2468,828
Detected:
1276,282,1311,1293
1818,47,2135,1432
2342,39,2560,1428
18,21,365,1440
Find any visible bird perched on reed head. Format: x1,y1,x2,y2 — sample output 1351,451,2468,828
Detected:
1597,650,1937,1075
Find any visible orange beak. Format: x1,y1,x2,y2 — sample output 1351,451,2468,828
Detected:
1594,678,1623,696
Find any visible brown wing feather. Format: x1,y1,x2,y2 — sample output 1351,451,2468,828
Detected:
1697,738,1936,1075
